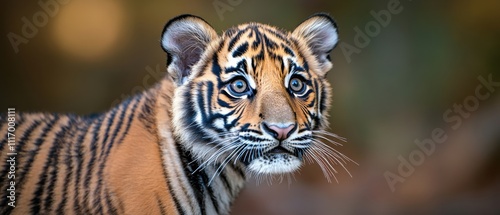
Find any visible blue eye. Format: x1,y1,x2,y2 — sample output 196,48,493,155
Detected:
289,77,305,93
229,78,248,95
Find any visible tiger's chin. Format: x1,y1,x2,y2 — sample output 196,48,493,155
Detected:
247,153,302,174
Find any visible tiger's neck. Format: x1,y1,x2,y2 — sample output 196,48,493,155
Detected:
154,80,247,215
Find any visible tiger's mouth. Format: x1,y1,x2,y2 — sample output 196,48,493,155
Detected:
267,145,291,154
246,145,304,174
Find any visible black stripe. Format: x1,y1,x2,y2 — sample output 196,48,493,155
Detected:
117,96,141,144
73,117,93,212
95,97,137,213
298,87,314,99
217,98,233,108
290,38,310,72
158,136,184,215
224,27,237,38
227,28,247,51
263,34,277,50
306,95,316,108
251,27,262,49
229,163,246,179
232,42,248,57
104,187,118,215
182,87,213,143
280,57,285,74
222,166,244,195
225,112,242,130
83,115,105,214
254,49,265,62
99,105,119,156
314,80,326,129
319,84,327,114
203,174,219,215
296,148,305,160
197,82,208,127
220,90,240,102
56,118,81,214
239,135,268,142
28,116,65,213
219,169,233,193
211,55,221,77
298,128,309,133
282,43,295,57
292,135,313,142
197,83,228,135
0,119,40,181
223,60,247,75
176,143,208,215
138,96,157,132
43,118,76,212
262,27,289,44
8,115,58,214
239,123,251,131
0,118,43,211
156,193,168,215
165,173,186,215
103,96,134,158
172,141,201,214
93,102,121,214
206,82,214,116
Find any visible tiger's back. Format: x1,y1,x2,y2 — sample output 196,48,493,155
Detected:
0,85,181,214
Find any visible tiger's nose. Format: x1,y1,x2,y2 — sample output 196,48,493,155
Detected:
263,123,296,140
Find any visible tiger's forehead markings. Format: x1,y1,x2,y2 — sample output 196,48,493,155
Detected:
225,25,294,55
223,24,302,76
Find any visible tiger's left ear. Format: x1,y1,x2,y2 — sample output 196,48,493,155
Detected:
161,14,218,85
292,13,339,76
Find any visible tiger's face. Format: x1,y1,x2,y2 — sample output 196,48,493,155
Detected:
162,14,341,177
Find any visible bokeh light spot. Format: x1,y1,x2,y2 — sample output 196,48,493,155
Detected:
52,0,126,61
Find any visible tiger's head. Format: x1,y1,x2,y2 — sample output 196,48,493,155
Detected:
162,14,346,179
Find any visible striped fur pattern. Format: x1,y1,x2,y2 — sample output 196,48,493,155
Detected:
0,13,352,214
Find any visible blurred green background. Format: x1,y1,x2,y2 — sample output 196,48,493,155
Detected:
1,0,499,214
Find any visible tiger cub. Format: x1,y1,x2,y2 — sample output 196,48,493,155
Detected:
0,13,353,215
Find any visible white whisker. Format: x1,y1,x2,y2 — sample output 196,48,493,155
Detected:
312,130,347,142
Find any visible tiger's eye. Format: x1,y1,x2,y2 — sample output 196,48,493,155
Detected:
230,79,248,94
289,77,304,93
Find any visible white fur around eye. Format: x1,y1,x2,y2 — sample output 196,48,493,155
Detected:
284,72,292,89
223,57,257,90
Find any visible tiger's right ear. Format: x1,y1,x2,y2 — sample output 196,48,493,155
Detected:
161,14,218,85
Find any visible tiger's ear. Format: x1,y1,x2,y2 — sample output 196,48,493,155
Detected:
161,14,218,85
292,13,339,76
